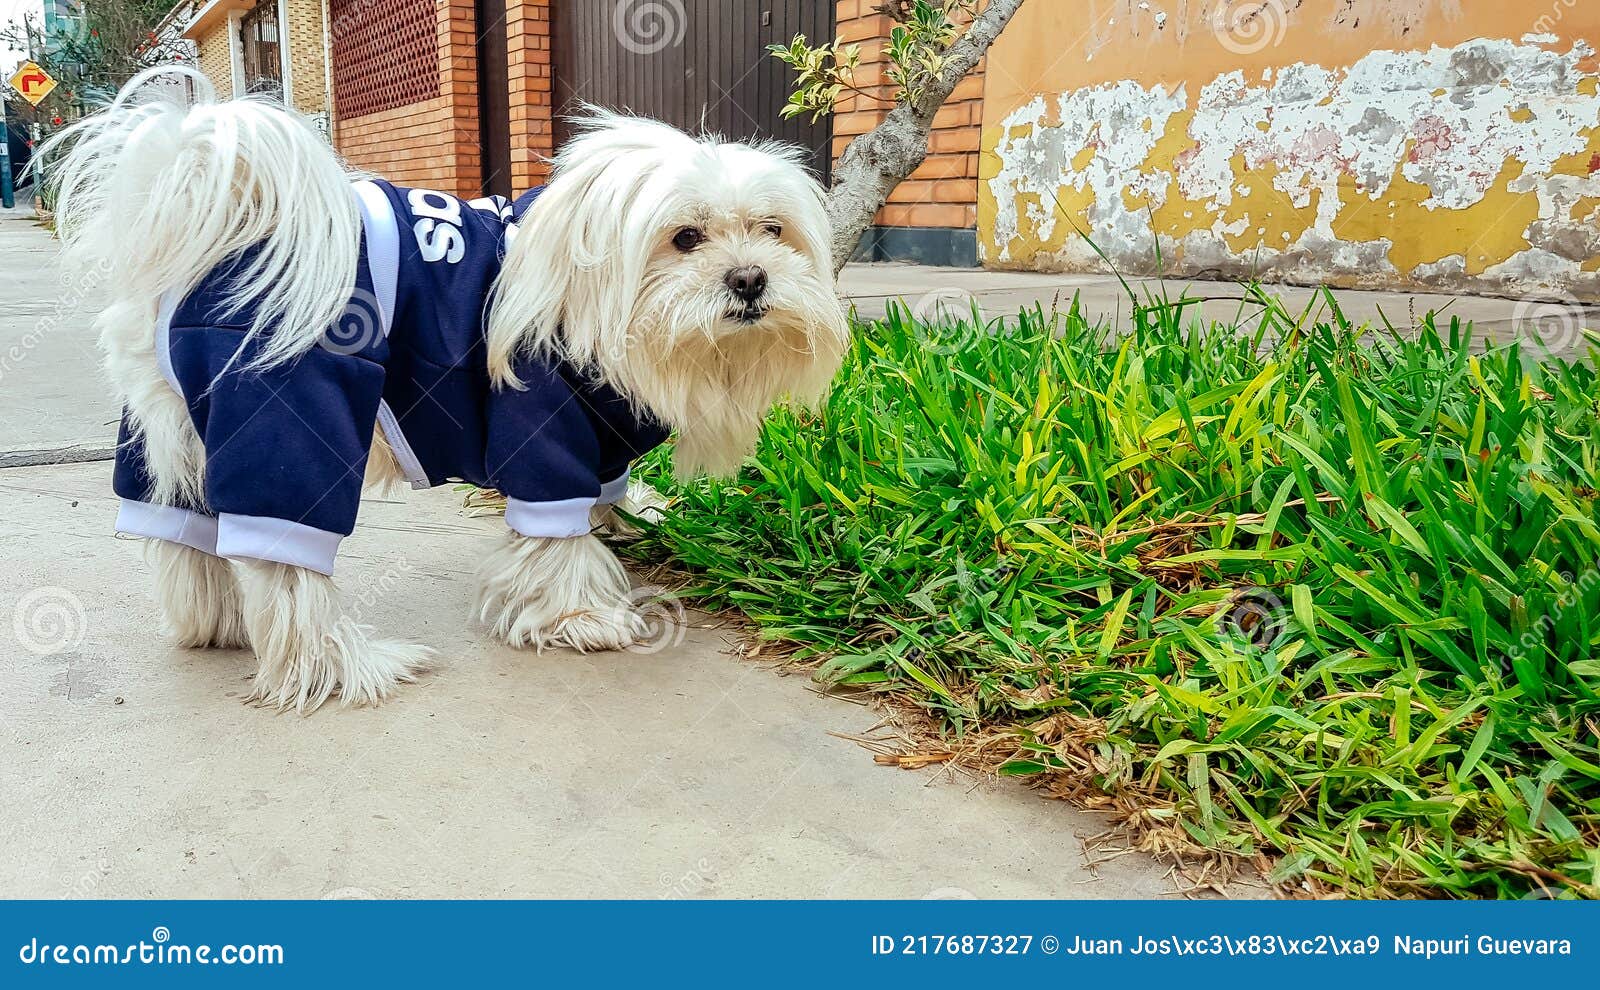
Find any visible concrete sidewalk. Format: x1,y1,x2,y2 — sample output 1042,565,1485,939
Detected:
0,461,1201,898
839,262,1599,362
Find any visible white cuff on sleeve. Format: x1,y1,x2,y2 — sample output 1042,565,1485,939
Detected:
215,513,344,576
504,497,596,539
115,499,219,555
597,469,631,506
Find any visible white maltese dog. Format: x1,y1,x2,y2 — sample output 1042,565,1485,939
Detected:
41,67,849,712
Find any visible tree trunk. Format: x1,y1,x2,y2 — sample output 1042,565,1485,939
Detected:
825,0,1026,274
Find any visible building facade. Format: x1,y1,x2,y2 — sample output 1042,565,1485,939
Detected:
319,0,984,266
163,0,332,135
155,1,1600,296
980,1,1600,299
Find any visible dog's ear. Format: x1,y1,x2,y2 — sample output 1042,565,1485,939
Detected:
486,115,681,387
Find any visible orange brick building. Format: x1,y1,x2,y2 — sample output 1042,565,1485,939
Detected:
324,0,985,266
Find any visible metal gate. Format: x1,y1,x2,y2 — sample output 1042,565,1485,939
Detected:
553,1,836,182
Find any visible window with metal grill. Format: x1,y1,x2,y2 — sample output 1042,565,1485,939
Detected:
240,2,283,98
329,0,439,119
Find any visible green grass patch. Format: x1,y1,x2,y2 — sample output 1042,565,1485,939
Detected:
622,292,1600,899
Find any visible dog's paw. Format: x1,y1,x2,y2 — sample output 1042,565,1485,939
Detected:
590,482,670,541
246,622,433,714
155,542,250,649
494,599,646,653
476,532,643,652
171,616,250,651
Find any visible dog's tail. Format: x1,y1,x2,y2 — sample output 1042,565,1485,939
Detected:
35,66,359,368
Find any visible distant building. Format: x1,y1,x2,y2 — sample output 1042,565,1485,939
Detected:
38,0,84,67
156,0,331,137
146,2,1600,296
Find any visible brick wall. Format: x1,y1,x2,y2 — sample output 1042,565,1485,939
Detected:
833,0,985,232
194,24,233,99
284,0,328,116
506,0,554,192
334,0,481,198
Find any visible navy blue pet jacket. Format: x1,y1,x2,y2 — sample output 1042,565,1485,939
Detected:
112,181,669,575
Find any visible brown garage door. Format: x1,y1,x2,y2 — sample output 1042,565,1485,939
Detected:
554,1,836,183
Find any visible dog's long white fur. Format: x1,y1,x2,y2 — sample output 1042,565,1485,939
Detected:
39,66,360,368
487,110,849,477
45,73,848,712
41,67,423,712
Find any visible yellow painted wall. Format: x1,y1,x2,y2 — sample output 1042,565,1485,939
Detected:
980,0,1600,298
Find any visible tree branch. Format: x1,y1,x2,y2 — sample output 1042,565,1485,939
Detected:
825,0,1026,274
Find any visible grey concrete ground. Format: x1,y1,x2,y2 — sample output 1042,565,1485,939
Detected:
0,462,1193,898
0,211,115,462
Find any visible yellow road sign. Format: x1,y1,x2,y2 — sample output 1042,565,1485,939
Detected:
9,61,58,106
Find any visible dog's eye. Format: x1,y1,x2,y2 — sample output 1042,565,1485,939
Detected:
762,222,783,238
672,227,705,252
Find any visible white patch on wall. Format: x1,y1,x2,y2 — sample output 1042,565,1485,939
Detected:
988,37,1600,293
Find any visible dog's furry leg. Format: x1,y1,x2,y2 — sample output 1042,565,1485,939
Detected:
153,542,248,649
236,560,432,712
476,533,643,652
589,481,669,541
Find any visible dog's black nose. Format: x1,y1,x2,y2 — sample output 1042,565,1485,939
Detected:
725,266,768,303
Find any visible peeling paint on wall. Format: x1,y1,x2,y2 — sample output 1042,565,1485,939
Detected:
982,36,1600,298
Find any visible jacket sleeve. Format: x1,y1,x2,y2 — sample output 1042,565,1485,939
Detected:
166,323,387,576
484,356,604,539
112,411,220,555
